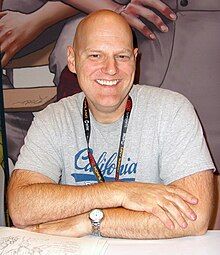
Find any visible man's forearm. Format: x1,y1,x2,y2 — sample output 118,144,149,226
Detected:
100,171,214,239
27,206,209,239
31,1,79,30
9,169,212,236
8,180,121,227
101,207,207,239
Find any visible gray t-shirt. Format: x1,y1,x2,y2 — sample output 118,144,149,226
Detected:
15,85,214,185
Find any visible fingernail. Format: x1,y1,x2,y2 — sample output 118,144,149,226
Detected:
149,34,156,40
168,222,175,230
6,30,12,36
170,13,176,20
191,213,197,220
182,222,188,228
170,224,174,230
161,25,168,32
192,198,198,204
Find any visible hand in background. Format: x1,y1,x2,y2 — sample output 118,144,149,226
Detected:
117,0,176,39
56,0,176,39
0,11,44,67
120,182,198,229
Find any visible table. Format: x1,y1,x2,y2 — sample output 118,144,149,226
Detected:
105,231,220,255
0,227,219,255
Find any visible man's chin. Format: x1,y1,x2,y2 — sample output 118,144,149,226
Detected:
96,97,128,112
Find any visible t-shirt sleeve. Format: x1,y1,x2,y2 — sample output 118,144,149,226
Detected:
159,95,215,185
14,108,63,183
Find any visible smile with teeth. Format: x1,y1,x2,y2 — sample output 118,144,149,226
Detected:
96,79,119,86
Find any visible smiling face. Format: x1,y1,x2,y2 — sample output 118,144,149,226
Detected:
67,11,138,123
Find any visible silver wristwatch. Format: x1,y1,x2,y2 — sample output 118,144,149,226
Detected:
89,209,104,236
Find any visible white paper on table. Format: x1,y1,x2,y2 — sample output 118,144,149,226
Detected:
1,228,219,255
0,227,108,255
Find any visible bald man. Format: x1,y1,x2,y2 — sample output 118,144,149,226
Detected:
7,10,214,239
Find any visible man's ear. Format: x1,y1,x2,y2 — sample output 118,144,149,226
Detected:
134,48,138,60
67,46,76,73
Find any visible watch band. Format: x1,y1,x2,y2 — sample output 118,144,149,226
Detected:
91,221,101,236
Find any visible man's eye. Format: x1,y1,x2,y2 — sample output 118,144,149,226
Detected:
89,54,100,59
116,55,130,60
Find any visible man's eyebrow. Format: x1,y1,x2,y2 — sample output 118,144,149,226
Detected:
117,49,133,54
84,48,133,53
84,48,102,52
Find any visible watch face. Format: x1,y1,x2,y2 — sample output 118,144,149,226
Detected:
90,209,104,221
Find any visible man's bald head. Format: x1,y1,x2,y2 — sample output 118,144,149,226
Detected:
73,10,134,50
67,10,138,123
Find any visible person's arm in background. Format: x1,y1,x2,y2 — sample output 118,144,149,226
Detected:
22,170,213,239
58,0,176,39
0,1,79,67
0,1,3,10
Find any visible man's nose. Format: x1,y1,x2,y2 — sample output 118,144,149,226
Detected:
101,57,118,75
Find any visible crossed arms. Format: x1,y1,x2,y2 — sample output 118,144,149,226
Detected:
8,168,213,239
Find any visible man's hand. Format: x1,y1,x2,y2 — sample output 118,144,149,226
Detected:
0,11,44,67
120,182,198,229
117,0,176,39
24,213,91,237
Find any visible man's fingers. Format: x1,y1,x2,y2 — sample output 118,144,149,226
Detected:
165,193,197,221
25,224,40,233
151,206,174,229
159,200,189,229
167,185,198,205
25,224,51,234
121,11,156,39
141,0,176,20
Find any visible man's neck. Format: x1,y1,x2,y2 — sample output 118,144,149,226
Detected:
87,98,128,124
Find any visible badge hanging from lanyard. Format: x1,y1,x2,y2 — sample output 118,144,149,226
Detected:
83,96,132,182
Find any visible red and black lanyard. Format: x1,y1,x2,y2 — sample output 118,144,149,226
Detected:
83,96,132,182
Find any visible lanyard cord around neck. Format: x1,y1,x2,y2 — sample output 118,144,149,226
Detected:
83,96,132,182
